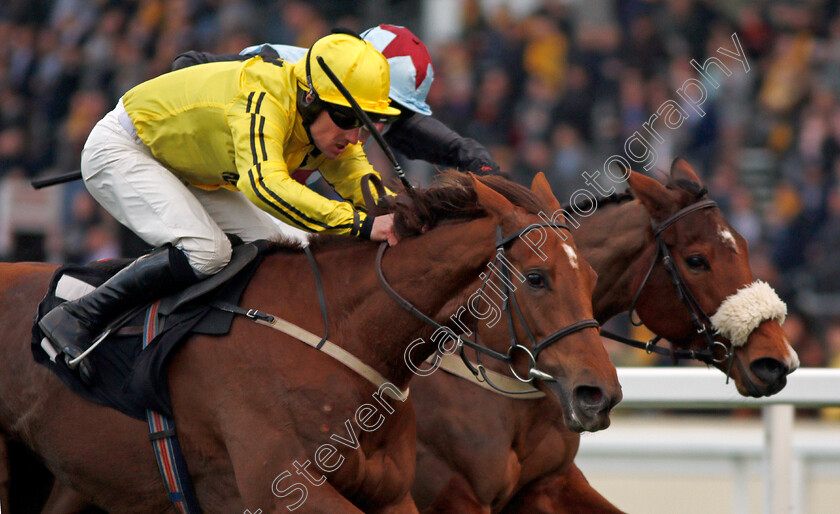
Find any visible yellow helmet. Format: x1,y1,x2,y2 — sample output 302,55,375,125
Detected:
295,33,401,118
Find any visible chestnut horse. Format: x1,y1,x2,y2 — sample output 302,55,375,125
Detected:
410,159,798,513
0,174,619,512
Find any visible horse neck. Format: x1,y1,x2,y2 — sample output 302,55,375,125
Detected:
572,199,653,322
313,218,498,390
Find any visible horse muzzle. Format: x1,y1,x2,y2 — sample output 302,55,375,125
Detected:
546,379,622,433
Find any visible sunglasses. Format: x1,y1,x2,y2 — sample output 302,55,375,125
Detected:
323,101,396,130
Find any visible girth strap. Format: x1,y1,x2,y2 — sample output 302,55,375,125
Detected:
143,302,203,514
210,301,408,401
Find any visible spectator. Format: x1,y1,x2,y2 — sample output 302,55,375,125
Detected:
3,0,840,327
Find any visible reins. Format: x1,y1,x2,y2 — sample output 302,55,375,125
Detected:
376,222,600,395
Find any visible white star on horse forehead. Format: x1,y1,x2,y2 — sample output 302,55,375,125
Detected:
562,244,579,269
717,224,738,252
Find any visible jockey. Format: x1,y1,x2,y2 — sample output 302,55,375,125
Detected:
172,24,500,176
39,33,400,379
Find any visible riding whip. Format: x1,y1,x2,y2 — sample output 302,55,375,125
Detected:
31,169,83,189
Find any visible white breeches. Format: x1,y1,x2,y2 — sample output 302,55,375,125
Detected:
80,99,309,276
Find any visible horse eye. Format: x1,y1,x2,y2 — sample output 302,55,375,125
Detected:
527,272,546,288
685,255,710,271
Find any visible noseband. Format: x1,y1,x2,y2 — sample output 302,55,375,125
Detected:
376,222,600,395
602,198,734,371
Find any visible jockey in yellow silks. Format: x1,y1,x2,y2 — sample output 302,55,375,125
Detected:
39,33,400,381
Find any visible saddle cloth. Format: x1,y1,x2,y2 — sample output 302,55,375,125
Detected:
30,242,268,420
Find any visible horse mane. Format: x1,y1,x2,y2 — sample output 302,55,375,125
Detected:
382,171,550,239
266,172,710,253
560,174,707,214
562,190,635,213
301,171,549,249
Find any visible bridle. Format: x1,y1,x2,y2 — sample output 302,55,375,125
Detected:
600,198,735,374
376,222,600,395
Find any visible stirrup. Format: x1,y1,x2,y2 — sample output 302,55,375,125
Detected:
62,344,95,385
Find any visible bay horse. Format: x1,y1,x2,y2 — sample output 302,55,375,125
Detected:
410,159,798,513
0,174,620,512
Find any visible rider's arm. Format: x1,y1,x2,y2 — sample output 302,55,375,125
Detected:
319,145,393,211
172,51,251,71
229,92,374,239
172,46,282,72
385,113,500,174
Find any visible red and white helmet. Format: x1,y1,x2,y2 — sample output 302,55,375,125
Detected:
361,24,434,116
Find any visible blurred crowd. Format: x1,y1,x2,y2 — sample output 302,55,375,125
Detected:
1,0,840,370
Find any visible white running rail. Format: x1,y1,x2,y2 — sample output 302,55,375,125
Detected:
581,368,840,514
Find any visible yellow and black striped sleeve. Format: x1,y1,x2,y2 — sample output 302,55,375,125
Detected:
319,145,394,211
230,90,369,237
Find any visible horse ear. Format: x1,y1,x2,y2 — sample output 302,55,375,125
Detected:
530,172,562,212
472,173,515,221
627,171,673,220
670,157,702,185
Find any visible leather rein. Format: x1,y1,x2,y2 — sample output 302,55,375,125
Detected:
376,222,600,395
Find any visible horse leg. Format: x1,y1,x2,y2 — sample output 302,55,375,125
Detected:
421,475,490,514
0,264,169,513
502,464,624,514
219,427,366,513
41,483,100,514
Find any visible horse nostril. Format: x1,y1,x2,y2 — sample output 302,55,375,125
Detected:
574,385,608,413
750,358,789,384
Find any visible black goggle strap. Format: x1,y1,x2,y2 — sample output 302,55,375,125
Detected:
304,47,316,100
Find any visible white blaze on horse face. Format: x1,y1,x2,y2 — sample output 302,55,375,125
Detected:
562,244,579,269
784,337,801,371
717,225,738,253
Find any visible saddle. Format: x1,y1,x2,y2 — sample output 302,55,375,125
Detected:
30,241,269,420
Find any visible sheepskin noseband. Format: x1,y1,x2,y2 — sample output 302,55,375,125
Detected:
710,280,787,347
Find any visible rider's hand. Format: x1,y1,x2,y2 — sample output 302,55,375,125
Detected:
371,214,399,246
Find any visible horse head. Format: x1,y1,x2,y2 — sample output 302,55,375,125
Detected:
463,173,621,431
627,158,798,397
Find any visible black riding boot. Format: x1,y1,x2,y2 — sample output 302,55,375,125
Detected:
38,246,200,379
